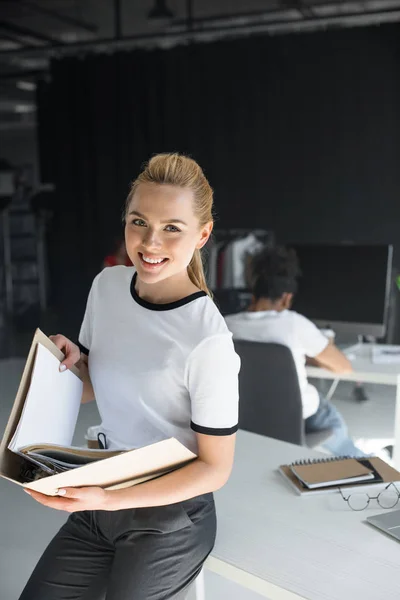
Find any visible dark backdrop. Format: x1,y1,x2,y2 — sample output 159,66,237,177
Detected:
37,25,400,338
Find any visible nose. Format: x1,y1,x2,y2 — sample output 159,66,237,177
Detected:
142,228,162,250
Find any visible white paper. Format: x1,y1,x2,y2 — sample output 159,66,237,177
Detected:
8,342,83,451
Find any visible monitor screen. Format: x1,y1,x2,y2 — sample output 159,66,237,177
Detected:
290,244,393,334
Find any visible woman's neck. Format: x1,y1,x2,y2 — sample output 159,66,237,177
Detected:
135,271,199,304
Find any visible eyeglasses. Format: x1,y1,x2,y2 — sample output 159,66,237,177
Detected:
339,482,400,511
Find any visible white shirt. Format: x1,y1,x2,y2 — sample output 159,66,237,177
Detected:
78,266,240,453
225,310,329,419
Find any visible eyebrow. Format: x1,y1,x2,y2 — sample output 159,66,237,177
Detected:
128,210,188,226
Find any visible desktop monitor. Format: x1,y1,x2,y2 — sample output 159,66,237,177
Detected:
290,244,393,338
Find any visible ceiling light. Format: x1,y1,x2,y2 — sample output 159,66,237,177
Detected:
148,0,175,20
16,81,36,92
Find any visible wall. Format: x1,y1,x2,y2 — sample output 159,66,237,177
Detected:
36,24,400,338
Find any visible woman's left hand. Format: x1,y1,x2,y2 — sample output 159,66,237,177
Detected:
25,486,110,512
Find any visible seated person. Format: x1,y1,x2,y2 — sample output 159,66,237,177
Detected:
225,245,364,457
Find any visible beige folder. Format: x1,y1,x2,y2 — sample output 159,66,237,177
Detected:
0,329,196,496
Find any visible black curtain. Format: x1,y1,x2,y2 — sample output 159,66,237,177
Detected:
37,25,400,337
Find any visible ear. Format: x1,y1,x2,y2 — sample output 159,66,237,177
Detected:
282,293,294,309
196,222,213,250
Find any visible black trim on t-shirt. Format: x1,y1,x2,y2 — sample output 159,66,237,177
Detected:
130,272,207,311
190,421,239,436
77,341,89,355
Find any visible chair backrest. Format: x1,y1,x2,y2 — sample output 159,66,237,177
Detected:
234,340,304,445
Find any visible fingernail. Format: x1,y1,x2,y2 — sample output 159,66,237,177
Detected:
57,489,66,496
24,490,31,495
59,364,67,372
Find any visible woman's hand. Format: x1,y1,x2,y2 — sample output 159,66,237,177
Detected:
50,334,81,372
25,487,110,512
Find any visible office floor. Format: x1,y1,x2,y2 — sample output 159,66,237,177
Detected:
0,356,396,599
316,380,395,457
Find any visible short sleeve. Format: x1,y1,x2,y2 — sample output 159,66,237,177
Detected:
294,313,329,358
78,274,100,355
185,334,240,436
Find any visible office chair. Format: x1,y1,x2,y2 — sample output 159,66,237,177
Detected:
234,340,332,448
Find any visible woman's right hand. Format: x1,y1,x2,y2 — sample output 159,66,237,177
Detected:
50,334,81,372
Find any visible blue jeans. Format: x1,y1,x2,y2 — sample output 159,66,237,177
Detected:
305,397,365,457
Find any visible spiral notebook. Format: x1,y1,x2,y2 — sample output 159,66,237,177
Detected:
291,457,374,489
278,456,400,496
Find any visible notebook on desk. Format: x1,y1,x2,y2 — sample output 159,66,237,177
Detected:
279,456,400,496
291,458,375,489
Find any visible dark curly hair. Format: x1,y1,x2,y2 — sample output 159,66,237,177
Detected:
249,246,301,300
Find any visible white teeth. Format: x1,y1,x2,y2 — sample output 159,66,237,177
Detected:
142,255,164,264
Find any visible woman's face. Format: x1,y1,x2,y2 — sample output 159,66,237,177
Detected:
125,183,212,285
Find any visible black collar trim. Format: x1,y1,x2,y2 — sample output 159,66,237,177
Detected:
130,272,207,311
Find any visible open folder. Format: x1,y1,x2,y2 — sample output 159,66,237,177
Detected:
0,329,196,496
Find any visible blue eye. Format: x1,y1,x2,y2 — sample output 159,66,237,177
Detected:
165,225,181,232
132,219,146,227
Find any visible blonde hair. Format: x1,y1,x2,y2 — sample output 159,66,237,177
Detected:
125,153,214,296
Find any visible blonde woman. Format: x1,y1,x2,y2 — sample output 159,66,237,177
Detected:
21,154,240,600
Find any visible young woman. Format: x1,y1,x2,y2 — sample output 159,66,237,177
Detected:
20,153,240,600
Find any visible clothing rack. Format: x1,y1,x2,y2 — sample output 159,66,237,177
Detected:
212,228,274,244
207,228,275,315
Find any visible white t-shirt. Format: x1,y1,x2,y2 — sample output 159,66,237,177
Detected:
224,310,329,419
78,266,240,453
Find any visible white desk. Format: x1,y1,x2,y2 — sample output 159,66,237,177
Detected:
208,431,400,600
306,343,400,468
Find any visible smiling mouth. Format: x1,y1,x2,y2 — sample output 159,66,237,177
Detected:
138,252,169,269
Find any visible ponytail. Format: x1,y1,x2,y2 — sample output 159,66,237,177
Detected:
188,248,212,297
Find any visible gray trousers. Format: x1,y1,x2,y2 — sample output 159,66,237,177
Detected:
19,493,216,600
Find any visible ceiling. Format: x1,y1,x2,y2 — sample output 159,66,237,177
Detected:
1,0,400,129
